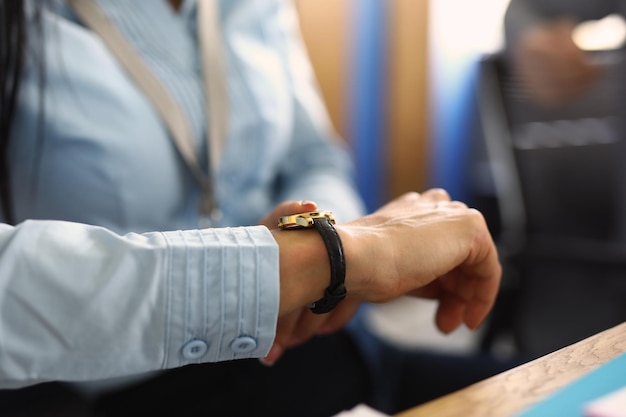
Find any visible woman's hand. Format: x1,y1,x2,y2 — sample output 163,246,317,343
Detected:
263,189,502,365
340,189,501,334
260,299,361,366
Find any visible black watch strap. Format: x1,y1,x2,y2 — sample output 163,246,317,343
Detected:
309,216,347,313
278,211,347,314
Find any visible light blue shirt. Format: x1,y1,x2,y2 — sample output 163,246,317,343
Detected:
0,0,365,388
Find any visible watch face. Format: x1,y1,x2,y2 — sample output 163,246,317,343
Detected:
278,211,335,229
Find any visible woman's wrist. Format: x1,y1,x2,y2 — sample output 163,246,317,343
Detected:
272,227,330,315
272,221,379,315
272,217,391,315
334,225,367,299
336,223,391,302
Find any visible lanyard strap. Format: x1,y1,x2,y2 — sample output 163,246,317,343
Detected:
197,0,228,176
68,0,228,222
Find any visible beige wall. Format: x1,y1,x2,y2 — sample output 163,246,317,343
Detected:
386,0,430,198
297,0,430,201
296,0,350,139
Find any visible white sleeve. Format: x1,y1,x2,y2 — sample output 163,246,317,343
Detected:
0,220,279,388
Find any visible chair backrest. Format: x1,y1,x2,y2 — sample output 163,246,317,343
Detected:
476,50,626,262
473,50,626,359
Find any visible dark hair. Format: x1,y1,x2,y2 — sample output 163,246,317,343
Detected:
0,1,26,224
0,1,45,225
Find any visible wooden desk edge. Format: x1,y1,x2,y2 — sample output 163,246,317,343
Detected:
395,321,626,417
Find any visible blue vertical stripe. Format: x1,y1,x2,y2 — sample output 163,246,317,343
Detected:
429,54,480,202
349,0,388,213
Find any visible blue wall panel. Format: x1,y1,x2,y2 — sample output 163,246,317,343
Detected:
349,0,388,213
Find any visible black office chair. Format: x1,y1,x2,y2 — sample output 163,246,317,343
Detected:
470,50,626,359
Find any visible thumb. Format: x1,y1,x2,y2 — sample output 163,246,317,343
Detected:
275,200,318,217
260,200,318,228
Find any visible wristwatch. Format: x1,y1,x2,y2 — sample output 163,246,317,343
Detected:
278,211,347,314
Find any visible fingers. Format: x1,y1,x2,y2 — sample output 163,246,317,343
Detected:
366,189,466,224
419,188,450,202
392,189,450,205
429,247,501,333
275,200,318,218
274,309,305,347
434,289,494,334
258,200,318,229
260,309,303,366
316,300,361,335
381,189,453,214
413,280,495,334
290,311,333,346
435,294,466,334
282,300,359,347
260,342,284,367
405,189,469,210
261,300,361,366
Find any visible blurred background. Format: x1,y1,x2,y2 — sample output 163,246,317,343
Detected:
296,0,626,362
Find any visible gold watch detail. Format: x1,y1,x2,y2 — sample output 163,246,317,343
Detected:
278,211,336,230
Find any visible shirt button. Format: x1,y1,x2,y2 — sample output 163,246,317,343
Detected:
182,339,209,359
231,336,257,353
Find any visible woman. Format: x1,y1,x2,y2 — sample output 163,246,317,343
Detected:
0,1,503,416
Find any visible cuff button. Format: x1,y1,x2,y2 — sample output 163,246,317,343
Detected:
231,336,257,353
182,339,209,359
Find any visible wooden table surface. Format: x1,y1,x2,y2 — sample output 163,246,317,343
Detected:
395,321,626,417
